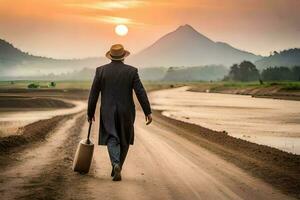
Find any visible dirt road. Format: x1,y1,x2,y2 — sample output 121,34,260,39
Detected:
0,107,293,200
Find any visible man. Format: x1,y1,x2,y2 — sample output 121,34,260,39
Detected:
87,44,152,181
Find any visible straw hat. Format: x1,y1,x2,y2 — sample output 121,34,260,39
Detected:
105,44,130,61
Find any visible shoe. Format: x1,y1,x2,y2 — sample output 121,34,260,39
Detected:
111,163,123,177
112,164,121,181
111,168,114,177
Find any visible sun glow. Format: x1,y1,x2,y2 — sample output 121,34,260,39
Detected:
66,1,147,11
115,24,128,36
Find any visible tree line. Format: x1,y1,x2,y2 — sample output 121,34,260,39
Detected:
224,61,300,82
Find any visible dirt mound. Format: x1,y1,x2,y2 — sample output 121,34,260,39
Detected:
0,96,74,109
0,89,89,100
0,115,69,152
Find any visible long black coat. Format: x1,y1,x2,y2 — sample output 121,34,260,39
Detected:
87,61,151,146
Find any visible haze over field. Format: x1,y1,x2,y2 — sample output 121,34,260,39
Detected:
1,25,300,79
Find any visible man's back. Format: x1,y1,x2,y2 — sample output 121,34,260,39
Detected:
87,59,151,146
98,61,136,110
87,44,152,181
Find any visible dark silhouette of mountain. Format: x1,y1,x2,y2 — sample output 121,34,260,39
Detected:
0,39,28,59
0,39,106,76
255,49,300,70
129,24,262,67
0,39,31,67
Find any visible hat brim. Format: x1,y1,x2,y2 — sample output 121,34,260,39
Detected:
105,50,130,61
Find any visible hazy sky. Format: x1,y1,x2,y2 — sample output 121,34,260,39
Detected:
0,0,299,59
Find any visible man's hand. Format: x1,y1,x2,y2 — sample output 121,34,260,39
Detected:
145,114,152,125
88,116,95,123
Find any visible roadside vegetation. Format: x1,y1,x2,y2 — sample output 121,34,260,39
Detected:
224,61,300,83
211,81,300,91
0,60,299,100
0,80,92,90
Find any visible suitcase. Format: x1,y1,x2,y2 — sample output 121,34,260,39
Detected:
72,122,94,174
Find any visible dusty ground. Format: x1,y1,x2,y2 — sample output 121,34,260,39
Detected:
150,86,300,154
152,110,300,198
0,109,295,200
0,96,74,110
0,97,86,138
0,90,299,199
0,115,67,153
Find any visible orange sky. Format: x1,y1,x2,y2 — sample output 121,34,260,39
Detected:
0,0,299,59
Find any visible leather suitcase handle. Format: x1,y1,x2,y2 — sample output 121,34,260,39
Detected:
87,122,92,144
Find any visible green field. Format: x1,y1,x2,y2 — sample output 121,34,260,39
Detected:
212,81,300,91
0,80,186,91
0,80,299,91
0,80,92,90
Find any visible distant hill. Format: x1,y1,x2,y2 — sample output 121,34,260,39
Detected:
129,24,262,67
255,49,300,70
0,39,30,61
138,67,167,81
162,65,228,81
0,39,31,66
0,39,106,76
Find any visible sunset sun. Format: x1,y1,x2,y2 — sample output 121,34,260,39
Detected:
115,24,128,36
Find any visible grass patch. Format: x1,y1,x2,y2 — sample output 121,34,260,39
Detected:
0,80,92,90
281,82,300,90
205,81,300,91
1,80,299,91
223,82,262,88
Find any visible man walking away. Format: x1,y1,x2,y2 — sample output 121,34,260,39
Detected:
87,44,152,181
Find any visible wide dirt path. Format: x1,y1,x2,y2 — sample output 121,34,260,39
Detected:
83,111,293,200
0,109,294,200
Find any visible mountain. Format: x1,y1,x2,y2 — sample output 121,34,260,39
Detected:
129,24,262,67
0,39,106,76
2,25,299,79
0,39,31,66
255,48,300,70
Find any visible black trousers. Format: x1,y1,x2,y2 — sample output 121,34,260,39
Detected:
107,136,129,168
